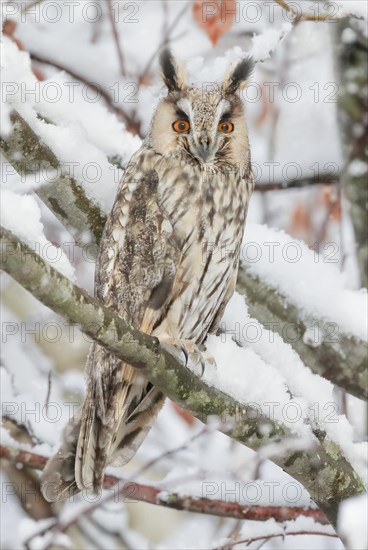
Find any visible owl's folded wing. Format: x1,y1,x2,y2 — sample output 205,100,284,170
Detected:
42,167,182,500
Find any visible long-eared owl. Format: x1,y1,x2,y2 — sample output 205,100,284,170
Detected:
42,49,254,501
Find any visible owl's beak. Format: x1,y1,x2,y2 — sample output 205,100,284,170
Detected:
193,132,213,163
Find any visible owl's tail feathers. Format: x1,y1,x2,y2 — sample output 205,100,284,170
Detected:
41,412,82,502
74,362,164,495
41,364,164,502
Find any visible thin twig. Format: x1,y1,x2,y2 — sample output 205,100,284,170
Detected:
0,444,330,526
29,52,140,135
107,0,126,76
272,0,362,21
139,3,190,82
162,0,169,39
44,370,52,409
214,529,337,550
0,226,366,529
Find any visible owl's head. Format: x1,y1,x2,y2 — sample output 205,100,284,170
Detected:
149,49,254,167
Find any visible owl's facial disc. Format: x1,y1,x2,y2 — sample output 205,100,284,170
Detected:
173,96,235,163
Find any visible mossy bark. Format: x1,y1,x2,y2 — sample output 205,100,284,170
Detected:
335,19,368,288
0,111,106,248
236,270,368,400
1,226,365,527
2,112,366,399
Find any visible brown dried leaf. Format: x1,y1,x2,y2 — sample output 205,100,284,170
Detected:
171,402,196,426
290,202,313,243
320,187,341,221
193,0,236,45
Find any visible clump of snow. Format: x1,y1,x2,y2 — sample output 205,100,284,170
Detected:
242,223,368,341
1,35,141,213
348,159,368,177
217,292,367,482
338,493,368,549
1,189,75,280
186,25,293,84
205,331,313,442
251,23,292,61
186,46,249,85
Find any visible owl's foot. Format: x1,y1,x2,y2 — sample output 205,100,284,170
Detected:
159,337,214,377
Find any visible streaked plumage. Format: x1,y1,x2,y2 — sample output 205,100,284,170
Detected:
41,50,254,502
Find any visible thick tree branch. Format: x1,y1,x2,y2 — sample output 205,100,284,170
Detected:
2,111,366,399
335,20,368,288
0,444,329,525
0,111,106,247
255,176,338,192
0,226,365,527
236,270,368,400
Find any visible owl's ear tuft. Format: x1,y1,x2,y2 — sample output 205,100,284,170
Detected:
223,57,254,95
159,48,185,93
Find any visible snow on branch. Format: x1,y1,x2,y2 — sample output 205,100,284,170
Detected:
27,52,140,135
0,444,329,526
0,111,106,249
0,226,365,528
237,242,368,401
2,112,366,399
273,0,366,21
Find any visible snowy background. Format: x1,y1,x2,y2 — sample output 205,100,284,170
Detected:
1,1,367,549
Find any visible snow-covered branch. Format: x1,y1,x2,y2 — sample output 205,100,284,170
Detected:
0,111,106,249
27,53,140,135
0,226,365,528
335,19,368,288
272,0,365,21
2,111,366,399
0,444,329,526
237,269,367,400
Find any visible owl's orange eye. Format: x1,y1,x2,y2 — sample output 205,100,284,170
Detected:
173,120,190,133
218,121,234,134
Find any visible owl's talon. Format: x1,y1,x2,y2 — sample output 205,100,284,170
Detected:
179,343,211,378
159,336,216,376
180,344,189,367
199,353,205,377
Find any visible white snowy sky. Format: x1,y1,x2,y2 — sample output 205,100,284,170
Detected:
1,2,367,549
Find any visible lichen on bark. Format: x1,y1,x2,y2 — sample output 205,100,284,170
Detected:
1,226,365,528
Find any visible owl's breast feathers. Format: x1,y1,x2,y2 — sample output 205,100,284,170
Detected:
98,144,252,341
136,146,252,342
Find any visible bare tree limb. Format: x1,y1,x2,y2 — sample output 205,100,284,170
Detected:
335,20,368,288
107,0,126,76
255,176,338,192
138,3,190,83
272,0,363,22
0,226,365,527
0,444,330,525
2,111,366,400
29,52,141,135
